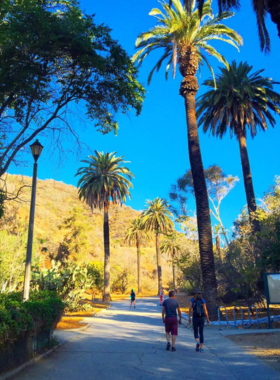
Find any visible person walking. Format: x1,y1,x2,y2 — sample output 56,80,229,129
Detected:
188,290,210,353
130,288,136,309
162,290,182,352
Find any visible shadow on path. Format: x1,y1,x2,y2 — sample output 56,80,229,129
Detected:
9,298,280,380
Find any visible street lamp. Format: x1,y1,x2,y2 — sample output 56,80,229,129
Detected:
23,139,43,301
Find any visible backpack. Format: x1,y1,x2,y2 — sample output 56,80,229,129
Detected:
192,298,205,317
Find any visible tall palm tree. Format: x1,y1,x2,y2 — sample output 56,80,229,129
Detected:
160,233,181,291
193,0,280,53
76,151,134,301
133,0,242,316
125,217,148,293
141,198,174,294
197,61,280,232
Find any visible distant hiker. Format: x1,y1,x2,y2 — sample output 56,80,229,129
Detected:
130,289,136,309
159,288,164,306
189,290,210,353
162,290,182,352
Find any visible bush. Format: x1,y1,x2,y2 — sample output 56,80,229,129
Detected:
0,291,64,349
32,260,102,312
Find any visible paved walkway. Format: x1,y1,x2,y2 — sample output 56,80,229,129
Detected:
11,297,279,380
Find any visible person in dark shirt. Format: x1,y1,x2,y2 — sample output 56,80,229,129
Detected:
162,290,182,352
130,289,136,309
188,289,210,353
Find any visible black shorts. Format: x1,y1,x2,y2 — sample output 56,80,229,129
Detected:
131,298,135,301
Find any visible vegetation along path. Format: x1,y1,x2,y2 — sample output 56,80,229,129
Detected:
11,298,279,380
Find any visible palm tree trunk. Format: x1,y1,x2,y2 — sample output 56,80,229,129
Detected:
179,47,218,318
237,130,260,232
136,237,141,293
172,264,177,292
103,202,111,301
172,248,177,291
268,0,280,38
155,232,162,295
216,234,221,259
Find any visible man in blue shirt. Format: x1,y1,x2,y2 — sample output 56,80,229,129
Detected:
162,290,182,352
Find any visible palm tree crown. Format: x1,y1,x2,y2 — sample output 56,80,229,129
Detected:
76,151,134,208
133,0,242,85
160,233,181,258
194,0,279,52
141,198,174,233
125,217,147,246
197,61,280,139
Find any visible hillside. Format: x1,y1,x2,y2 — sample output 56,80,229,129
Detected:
1,174,173,292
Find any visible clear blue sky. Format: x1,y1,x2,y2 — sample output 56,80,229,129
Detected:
10,0,280,235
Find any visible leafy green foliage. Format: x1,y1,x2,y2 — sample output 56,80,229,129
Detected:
76,151,134,209
141,198,174,234
0,0,144,176
195,0,277,52
111,265,134,294
32,260,102,311
0,291,64,349
133,0,242,84
197,61,280,138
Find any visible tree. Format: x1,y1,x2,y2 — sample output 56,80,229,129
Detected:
197,61,280,232
133,0,242,317
141,198,174,294
170,165,239,245
0,0,144,177
76,151,134,301
160,233,181,291
58,207,92,262
125,217,148,293
194,0,280,52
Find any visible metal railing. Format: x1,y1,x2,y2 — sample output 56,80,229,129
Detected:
218,306,229,329
218,305,260,329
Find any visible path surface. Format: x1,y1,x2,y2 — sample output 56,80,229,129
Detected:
11,298,279,380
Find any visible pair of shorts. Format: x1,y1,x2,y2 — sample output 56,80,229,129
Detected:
164,317,178,335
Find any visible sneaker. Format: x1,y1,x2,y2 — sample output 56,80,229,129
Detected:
199,348,204,353
171,347,176,352
196,343,200,352
166,342,171,351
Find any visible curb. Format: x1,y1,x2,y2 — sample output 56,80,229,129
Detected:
0,344,60,380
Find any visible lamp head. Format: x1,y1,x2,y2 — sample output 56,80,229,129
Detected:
30,139,43,162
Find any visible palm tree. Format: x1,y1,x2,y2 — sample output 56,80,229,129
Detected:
160,233,181,291
76,151,134,301
133,0,242,316
141,198,174,294
197,61,280,232
193,0,280,53
125,217,148,293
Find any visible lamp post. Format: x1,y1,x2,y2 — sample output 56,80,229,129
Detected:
23,139,43,301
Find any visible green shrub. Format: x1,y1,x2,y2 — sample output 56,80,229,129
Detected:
0,291,64,349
